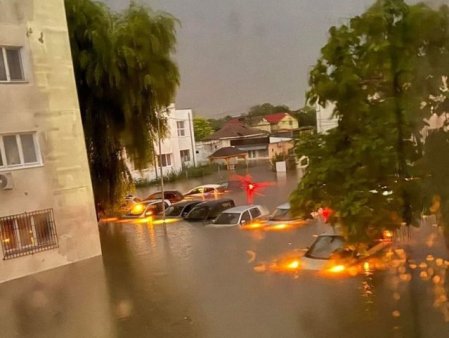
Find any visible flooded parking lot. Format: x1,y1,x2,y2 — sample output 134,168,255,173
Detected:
1,166,449,338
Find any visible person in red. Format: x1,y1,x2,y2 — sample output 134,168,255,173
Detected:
321,207,333,223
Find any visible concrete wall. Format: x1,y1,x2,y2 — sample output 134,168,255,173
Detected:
129,106,197,181
0,0,101,282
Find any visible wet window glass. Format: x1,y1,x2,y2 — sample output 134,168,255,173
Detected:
214,212,240,224
250,208,261,218
241,211,251,223
3,135,20,165
187,207,207,220
165,205,184,216
305,236,345,260
20,134,37,163
6,49,23,81
270,208,291,221
0,50,6,81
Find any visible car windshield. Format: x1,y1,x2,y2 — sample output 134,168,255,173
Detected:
305,236,346,260
186,207,207,220
270,208,291,221
165,204,184,217
214,212,241,224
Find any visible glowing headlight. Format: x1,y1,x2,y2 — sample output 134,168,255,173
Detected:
328,264,346,273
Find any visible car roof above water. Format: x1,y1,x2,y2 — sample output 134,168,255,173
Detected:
275,202,290,210
195,198,234,207
221,205,263,213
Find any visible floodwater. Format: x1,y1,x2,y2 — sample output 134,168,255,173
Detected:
1,166,449,338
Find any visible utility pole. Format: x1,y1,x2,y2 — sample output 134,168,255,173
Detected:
188,111,196,167
157,110,166,224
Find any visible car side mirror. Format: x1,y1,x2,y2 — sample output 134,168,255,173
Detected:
240,220,247,226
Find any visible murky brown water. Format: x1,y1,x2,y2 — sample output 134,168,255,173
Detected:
1,166,449,337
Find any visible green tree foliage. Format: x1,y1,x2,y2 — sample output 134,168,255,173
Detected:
193,117,214,141
290,0,449,242
65,0,179,209
293,106,317,127
248,103,290,117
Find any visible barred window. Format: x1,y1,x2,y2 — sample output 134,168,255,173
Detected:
0,47,24,82
0,209,58,259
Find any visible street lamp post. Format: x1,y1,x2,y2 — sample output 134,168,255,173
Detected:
157,111,166,225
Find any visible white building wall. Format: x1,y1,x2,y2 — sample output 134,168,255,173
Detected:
0,0,101,283
195,140,230,165
129,106,197,182
316,103,338,133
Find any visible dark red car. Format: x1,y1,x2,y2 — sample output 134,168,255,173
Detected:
144,190,183,204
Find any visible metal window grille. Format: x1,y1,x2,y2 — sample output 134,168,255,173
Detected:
0,209,58,260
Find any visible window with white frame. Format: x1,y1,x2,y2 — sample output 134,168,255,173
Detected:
0,47,24,82
158,154,172,167
177,121,186,137
0,133,41,169
180,149,190,163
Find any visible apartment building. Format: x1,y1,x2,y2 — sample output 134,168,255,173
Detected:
0,0,101,282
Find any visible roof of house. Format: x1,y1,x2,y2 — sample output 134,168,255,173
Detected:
204,123,268,141
208,146,247,159
264,112,292,124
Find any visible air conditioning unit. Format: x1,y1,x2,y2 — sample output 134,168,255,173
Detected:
0,172,14,190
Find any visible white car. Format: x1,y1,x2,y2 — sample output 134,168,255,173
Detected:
267,202,307,226
122,199,171,218
300,233,391,272
184,184,227,199
208,205,269,228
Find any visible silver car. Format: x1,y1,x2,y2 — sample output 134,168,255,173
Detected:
208,205,269,228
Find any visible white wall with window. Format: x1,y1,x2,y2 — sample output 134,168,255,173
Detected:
0,46,25,82
128,106,197,182
0,0,101,283
0,133,41,170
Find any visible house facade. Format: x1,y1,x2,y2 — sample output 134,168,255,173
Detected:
264,112,299,132
128,106,197,182
0,0,102,282
196,122,269,164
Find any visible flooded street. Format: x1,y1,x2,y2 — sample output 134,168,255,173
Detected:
1,166,449,337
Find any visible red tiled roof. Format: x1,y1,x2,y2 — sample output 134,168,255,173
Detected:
224,117,244,126
264,112,290,124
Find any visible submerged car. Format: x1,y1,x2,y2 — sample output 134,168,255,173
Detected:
144,190,184,204
160,200,202,219
183,184,227,199
119,195,142,213
123,199,171,218
208,205,269,228
184,198,235,222
300,233,392,273
264,202,308,228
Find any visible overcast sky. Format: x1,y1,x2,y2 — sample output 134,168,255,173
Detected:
102,0,445,117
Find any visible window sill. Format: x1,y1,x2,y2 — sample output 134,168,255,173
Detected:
0,163,43,172
0,80,28,84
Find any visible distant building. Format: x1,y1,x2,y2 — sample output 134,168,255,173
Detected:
248,112,299,134
0,0,101,282
128,105,196,182
316,103,338,133
264,112,299,132
196,122,269,164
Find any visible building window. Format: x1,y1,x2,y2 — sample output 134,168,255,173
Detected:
180,149,190,163
248,150,257,159
0,47,24,82
177,121,185,136
0,209,59,260
0,133,41,170
158,154,172,167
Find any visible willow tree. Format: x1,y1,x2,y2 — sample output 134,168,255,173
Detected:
290,0,449,242
65,0,179,209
